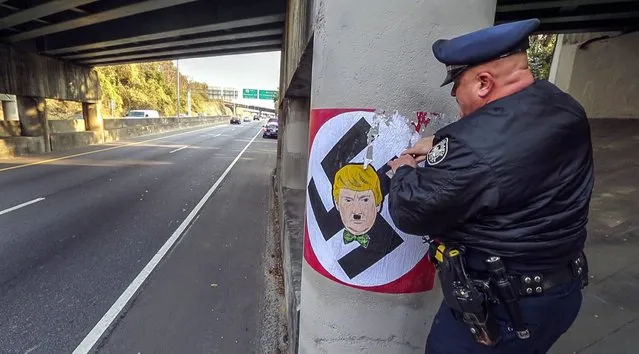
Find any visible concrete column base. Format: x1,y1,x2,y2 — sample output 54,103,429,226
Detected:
299,262,442,354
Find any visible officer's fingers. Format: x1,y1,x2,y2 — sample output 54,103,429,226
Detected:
402,146,424,155
414,155,427,163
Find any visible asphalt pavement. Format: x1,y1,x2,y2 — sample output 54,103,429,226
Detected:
0,120,278,353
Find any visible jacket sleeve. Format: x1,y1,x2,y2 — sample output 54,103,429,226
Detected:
389,135,499,237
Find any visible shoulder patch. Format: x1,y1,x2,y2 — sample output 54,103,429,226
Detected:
427,138,448,166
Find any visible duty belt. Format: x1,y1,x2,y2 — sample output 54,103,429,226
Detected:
509,254,587,296
430,242,588,346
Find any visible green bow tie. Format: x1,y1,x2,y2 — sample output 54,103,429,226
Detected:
343,230,370,249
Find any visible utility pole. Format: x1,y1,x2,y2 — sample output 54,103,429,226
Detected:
176,59,180,117
187,89,192,117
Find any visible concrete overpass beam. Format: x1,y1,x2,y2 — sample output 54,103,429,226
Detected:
17,96,50,152
299,0,497,353
0,44,100,103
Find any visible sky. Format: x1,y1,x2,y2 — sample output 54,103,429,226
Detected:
174,51,281,109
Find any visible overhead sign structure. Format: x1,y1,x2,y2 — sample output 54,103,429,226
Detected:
304,108,447,293
242,88,258,99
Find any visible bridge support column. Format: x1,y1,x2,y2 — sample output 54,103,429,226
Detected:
2,95,19,121
299,1,497,353
83,102,104,132
17,96,51,152
280,98,309,190
549,32,639,118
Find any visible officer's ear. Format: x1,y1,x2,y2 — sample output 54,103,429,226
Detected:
476,72,495,98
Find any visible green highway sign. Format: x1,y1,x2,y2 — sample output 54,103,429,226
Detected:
242,88,277,100
258,90,277,100
242,88,258,99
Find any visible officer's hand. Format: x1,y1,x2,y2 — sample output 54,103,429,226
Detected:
388,154,417,173
402,136,435,163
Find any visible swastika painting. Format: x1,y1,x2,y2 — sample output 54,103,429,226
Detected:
304,108,439,293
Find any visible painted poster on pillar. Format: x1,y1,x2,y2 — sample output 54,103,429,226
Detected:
305,108,441,293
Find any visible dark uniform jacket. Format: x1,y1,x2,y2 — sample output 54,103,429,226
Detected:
389,80,594,271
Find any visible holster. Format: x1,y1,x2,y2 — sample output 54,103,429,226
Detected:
431,243,500,346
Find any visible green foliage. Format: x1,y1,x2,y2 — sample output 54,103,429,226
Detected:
46,99,83,120
527,34,557,81
94,61,229,118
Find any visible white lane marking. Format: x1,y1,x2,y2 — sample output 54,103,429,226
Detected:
72,128,262,354
200,125,232,137
24,344,41,354
168,145,189,154
213,133,221,137
0,198,45,216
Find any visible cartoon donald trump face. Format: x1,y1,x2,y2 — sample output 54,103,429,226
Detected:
332,164,383,248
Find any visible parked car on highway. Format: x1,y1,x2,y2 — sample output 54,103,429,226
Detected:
125,109,159,118
230,117,241,124
262,121,278,139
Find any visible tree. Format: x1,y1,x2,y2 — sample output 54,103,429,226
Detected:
92,61,220,117
527,34,557,80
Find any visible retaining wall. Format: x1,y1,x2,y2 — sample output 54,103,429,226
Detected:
0,115,230,158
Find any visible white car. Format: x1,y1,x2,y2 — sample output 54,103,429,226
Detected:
125,110,160,118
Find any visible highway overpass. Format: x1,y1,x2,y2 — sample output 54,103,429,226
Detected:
222,101,276,116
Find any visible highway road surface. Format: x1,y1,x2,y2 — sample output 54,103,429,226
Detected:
0,121,280,353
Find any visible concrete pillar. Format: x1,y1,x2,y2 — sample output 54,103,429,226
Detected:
548,34,579,93
281,98,310,190
300,1,497,353
550,32,639,118
17,96,51,152
83,101,104,131
2,95,19,121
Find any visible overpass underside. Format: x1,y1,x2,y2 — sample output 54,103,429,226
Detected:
0,0,285,65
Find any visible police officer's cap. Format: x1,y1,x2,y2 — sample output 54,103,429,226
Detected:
432,18,541,87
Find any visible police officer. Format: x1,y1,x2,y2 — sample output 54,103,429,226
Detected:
387,19,594,353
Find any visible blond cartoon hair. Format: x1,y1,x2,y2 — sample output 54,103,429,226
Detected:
332,164,382,206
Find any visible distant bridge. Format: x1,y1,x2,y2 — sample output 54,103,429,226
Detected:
222,101,276,115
